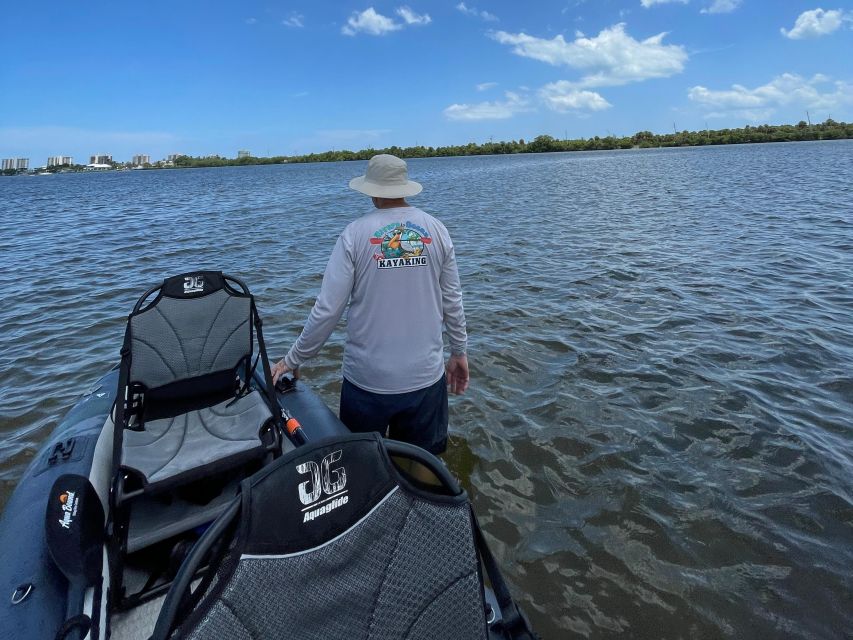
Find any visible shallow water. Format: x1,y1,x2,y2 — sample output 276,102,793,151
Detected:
1,142,852,638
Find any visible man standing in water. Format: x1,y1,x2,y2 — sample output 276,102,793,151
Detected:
272,154,468,455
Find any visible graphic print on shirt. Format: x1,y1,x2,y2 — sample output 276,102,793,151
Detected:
369,221,432,269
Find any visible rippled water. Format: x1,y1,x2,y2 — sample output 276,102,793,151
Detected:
1,142,852,638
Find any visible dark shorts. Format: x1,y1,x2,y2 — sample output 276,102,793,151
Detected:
339,375,449,455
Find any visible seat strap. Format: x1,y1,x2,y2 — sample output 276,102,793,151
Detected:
470,507,537,640
227,353,259,408
54,614,91,640
107,321,133,606
111,321,132,469
250,298,282,430
149,499,242,640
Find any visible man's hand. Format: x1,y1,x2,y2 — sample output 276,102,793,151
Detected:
271,359,300,385
446,354,469,395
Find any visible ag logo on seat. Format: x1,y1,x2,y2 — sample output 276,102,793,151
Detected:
297,450,349,523
183,275,205,294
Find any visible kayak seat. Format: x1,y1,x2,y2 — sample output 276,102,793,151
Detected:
114,271,281,495
110,271,283,607
121,389,272,488
152,433,537,640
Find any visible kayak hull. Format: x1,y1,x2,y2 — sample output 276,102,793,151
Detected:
0,368,349,639
1,370,515,640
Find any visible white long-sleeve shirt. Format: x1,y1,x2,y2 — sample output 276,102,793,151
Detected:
284,206,467,394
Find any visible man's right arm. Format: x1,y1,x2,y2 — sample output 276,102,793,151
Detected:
283,233,354,371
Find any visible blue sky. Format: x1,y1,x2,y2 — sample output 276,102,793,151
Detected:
1,1,851,163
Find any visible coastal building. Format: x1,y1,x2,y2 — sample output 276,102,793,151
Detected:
1,159,15,170
237,150,251,159
90,154,112,165
132,154,151,166
84,163,112,171
47,156,73,167
15,158,29,170
167,154,181,162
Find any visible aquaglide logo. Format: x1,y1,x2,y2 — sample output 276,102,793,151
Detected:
58,489,78,530
183,275,205,294
297,449,348,523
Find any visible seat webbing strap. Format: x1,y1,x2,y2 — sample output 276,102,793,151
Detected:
54,614,91,640
470,507,537,640
250,298,282,430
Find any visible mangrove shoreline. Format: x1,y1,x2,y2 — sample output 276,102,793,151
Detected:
4,119,851,175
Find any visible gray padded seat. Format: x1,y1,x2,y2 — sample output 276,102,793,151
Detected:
129,289,251,390
112,272,284,609
117,274,277,489
157,434,491,640
122,390,272,487
185,491,485,640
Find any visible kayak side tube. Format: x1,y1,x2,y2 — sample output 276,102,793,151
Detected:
0,370,117,640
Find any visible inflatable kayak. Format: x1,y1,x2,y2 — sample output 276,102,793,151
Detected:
0,271,534,640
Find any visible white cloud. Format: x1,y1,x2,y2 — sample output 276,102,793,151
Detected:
445,83,611,120
341,6,432,35
539,82,613,112
706,108,776,121
689,85,763,108
640,0,743,14
444,91,530,121
641,0,688,8
491,24,688,88
688,73,853,119
342,8,402,36
701,0,742,14
282,13,304,28
245,17,258,25
456,2,498,22
476,81,498,91
781,8,850,39
396,6,431,25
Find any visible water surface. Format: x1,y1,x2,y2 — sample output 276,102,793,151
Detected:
1,142,852,638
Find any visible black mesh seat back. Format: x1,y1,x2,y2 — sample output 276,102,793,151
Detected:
129,271,252,400
171,433,488,640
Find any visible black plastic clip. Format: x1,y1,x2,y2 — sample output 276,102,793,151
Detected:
275,376,296,394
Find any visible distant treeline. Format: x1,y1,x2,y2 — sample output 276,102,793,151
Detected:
166,119,852,168
4,120,849,176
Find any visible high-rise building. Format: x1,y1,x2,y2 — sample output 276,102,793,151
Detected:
132,155,151,166
237,150,251,159
47,156,73,167
90,154,112,165
167,154,181,162
1,157,28,169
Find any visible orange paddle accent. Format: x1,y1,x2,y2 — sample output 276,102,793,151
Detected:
285,417,301,435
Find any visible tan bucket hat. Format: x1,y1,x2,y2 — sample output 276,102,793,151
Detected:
349,154,423,198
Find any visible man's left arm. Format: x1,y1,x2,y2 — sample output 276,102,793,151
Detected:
439,235,469,394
